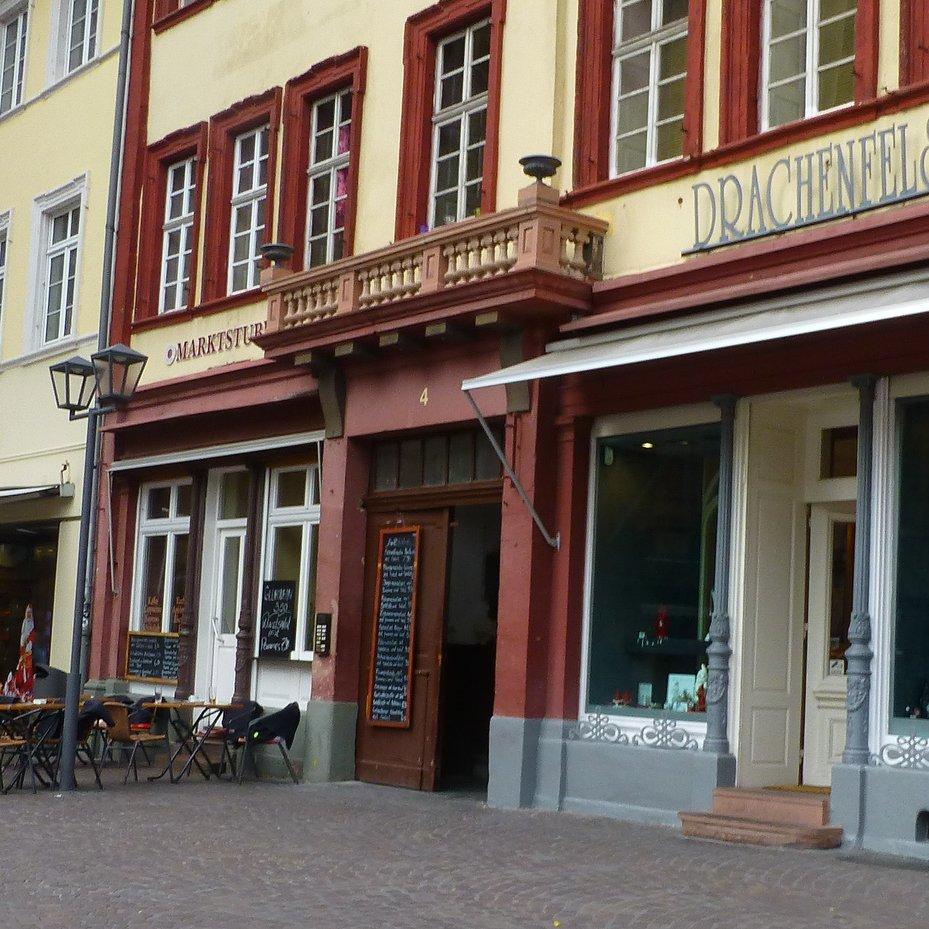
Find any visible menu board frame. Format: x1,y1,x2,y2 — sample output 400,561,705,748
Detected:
125,630,180,684
366,525,421,729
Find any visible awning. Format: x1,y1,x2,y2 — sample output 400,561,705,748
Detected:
461,276,929,391
0,484,75,504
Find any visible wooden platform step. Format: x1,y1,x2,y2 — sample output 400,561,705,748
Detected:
712,787,830,828
679,812,843,849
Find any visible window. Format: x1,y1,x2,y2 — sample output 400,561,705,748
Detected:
585,423,720,717
429,20,490,228
306,89,351,267
0,214,8,322
42,204,80,344
133,482,192,633
227,126,269,294
762,0,856,130
263,465,320,657
0,6,27,115
66,0,98,73
159,157,196,313
612,0,688,176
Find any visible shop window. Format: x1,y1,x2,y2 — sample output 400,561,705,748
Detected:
762,0,856,130
820,425,857,479
586,423,720,717
263,465,320,658
132,481,192,633
892,398,929,736
612,0,688,176
0,4,27,115
372,427,503,492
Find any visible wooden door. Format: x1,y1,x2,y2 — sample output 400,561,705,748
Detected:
356,509,449,789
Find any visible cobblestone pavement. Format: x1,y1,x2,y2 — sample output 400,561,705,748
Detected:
2,772,928,929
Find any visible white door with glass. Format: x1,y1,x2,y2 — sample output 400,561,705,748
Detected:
802,503,854,786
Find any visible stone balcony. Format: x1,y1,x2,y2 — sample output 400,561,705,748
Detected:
262,181,609,340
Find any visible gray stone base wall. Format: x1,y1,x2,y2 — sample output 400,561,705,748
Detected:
832,763,929,860
488,716,736,826
302,699,357,783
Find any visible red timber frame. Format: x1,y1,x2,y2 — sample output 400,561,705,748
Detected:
719,0,880,146
277,47,368,274
572,0,708,193
200,88,283,307
152,0,215,33
133,122,208,325
394,0,507,240
901,0,929,87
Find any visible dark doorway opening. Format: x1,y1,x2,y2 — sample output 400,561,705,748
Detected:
439,503,501,792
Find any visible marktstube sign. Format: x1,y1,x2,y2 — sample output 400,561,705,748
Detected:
689,118,929,254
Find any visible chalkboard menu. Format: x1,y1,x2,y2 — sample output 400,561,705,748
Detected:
368,527,420,727
126,632,179,683
258,580,297,658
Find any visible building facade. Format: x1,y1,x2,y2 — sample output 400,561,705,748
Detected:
0,0,122,691
88,0,929,858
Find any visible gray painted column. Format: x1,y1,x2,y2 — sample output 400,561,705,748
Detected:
704,395,737,755
843,375,877,765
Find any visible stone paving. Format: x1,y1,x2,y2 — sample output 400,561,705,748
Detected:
1,771,928,929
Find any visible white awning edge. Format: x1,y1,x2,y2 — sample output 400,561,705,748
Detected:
461,281,929,392
0,483,75,503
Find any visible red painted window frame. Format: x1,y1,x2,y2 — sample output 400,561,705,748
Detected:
901,0,929,87
201,87,283,305
152,0,216,34
573,0,708,190
394,0,507,241
719,0,879,146
134,122,208,324
277,47,368,274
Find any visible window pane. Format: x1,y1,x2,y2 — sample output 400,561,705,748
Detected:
433,191,459,227
398,439,423,488
472,22,490,59
818,61,854,110
662,0,688,24
475,428,502,480
449,432,475,484
141,534,168,631
618,90,649,136
619,52,650,94
768,77,806,127
820,0,856,18
656,118,683,161
892,399,929,735
147,486,171,519
440,72,465,109
769,34,807,83
424,436,448,486
176,482,192,518
271,525,302,586
220,471,250,520
304,523,319,651
827,521,854,669
437,119,461,157
617,132,648,173
818,16,855,67
471,58,489,96
621,0,653,41
169,534,189,633
374,442,399,491
657,76,685,120
659,36,687,80
586,424,720,715
440,34,466,75
219,535,242,634
276,469,307,508
769,0,807,39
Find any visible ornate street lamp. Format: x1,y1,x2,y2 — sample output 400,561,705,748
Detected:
49,344,147,790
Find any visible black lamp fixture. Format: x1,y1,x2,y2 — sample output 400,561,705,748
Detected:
519,154,562,182
49,356,97,416
91,343,148,406
261,241,295,268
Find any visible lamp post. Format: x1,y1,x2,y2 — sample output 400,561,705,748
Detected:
49,343,147,790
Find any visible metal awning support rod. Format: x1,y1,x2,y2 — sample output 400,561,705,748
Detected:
464,389,560,550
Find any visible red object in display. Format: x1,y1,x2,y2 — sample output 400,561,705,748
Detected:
654,605,669,640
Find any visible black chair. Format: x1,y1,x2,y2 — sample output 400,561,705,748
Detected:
75,700,114,789
238,702,301,784
208,700,262,778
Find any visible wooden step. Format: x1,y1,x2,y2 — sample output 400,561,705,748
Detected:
712,787,830,827
679,812,843,849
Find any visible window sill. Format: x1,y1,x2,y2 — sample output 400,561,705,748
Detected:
0,332,97,373
131,288,265,333
153,0,218,34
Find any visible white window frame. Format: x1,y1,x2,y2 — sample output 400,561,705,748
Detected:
41,202,81,345
609,0,688,178
0,211,9,331
130,480,193,634
0,1,28,116
66,0,99,73
427,18,490,229
305,88,351,268
760,0,856,131
227,125,268,295
159,155,196,313
260,465,321,662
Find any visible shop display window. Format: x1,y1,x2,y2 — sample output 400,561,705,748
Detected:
892,398,929,735
586,423,720,717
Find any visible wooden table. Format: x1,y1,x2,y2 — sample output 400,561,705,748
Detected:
143,700,241,784
0,701,65,791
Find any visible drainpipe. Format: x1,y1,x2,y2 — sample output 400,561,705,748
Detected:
79,0,136,682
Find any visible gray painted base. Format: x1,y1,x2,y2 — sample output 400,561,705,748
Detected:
488,716,736,826
302,699,358,783
832,763,929,860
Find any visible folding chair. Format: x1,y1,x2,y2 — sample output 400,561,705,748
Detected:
204,700,262,779
238,702,301,784
103,702,171,783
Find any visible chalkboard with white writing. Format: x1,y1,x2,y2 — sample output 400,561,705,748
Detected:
126,632,180,683
368,527,420,727
258,580,297,658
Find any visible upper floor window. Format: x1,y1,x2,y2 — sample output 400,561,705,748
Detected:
159,156,196,313
429,19,490,228
43,204,80,344
228,125,269,294
0,214,8,319
67,0,99,73
612,0,688,176
0,6,27,115
762,0,856,130
307,89,351,268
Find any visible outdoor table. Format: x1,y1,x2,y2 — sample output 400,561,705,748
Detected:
0,701,65,790
143,701,240,784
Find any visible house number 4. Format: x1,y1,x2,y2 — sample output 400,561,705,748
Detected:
420,388,429,406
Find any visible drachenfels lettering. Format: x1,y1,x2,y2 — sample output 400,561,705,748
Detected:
165,321,266,365
689,119,929,254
